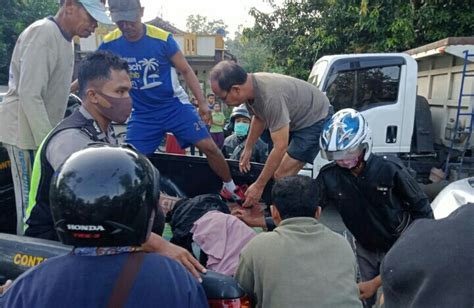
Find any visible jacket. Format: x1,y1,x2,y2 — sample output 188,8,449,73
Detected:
315,154,433,252
222,134,268,163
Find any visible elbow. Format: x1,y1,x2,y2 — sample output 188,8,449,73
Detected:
273,143,288,154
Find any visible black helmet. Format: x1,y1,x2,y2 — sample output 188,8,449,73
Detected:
50,144,160,247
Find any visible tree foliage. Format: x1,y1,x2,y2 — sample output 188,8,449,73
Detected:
245,0,474,79
226,27,284,73
0,0,58,84
185,14,228,36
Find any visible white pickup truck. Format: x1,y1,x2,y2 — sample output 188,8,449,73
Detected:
307,37,474,182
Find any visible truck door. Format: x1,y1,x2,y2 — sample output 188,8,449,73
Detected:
320,55,416,154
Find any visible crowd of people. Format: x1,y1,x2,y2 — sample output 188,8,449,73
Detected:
0,0,472,307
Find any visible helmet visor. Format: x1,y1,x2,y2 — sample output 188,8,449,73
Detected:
321,144,364,161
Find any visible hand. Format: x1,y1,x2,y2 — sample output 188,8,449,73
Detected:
159,194,181,215
243,182,264,208
239,147,252,173
0,280,12,294
232,206,266,228
358,277,381,300
143,233,206,281
198,104,212,125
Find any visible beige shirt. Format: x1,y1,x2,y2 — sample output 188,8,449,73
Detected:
247,73,330,132
0,18,74,150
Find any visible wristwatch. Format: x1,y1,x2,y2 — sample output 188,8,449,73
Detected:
264,216,276,231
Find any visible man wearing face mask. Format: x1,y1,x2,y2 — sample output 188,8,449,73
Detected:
315,108,433,307
24,50,132,240
24,51,207,280
222,105,268,163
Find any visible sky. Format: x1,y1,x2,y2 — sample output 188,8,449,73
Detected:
140,0,281,38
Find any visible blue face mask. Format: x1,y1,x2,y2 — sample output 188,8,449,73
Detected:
234,122,250,136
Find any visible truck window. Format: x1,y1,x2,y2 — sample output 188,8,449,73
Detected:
325,65,400,111
308,60,328,88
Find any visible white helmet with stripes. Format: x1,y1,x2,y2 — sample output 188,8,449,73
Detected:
319,108,373,161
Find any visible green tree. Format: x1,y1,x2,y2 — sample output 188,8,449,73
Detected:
226,27,282,73
245,0,474,79
185,14,228,36
0,0,58,84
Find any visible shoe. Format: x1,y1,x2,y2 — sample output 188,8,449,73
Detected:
220,184,248,204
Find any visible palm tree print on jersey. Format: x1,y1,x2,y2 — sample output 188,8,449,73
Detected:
139,58,162,90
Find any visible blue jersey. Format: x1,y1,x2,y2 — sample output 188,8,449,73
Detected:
0,252,208,308
99,24,189,113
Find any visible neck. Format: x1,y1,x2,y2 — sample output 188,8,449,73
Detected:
245,73,255,102
54,10,74,38
83,103,111,133
350,161,365,176
125,23,145,42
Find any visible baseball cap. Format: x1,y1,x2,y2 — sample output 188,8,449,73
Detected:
108,0,142,23
78,0,113,25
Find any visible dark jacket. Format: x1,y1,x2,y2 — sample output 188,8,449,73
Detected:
315,154,433,252
222,134,268,163
169,194,230,253
382,204,474,308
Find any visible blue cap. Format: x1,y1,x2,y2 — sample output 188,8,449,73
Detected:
78,0,113,25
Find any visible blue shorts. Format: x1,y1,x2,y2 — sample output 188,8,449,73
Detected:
126,103,210,154
287,108,334,164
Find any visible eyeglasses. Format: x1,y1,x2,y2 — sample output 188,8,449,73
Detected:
219,85,235,102
221,90,230,102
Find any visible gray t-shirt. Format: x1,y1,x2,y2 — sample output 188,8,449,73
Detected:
247,73,330,132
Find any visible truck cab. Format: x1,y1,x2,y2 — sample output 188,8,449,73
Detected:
308,39,474,181
308,53,419,176
309,53,418,154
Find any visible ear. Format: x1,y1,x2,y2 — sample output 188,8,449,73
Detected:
63,0,76,15
270,205,282,225
86,88,99,104
64,0,78,10
232,85,240,95
314,206,322,220
140,7,145,18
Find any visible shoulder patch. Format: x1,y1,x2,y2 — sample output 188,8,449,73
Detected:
146,24,170,41
103,29,122,43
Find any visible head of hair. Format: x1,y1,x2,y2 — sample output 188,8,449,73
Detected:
207,93,215,98
210,60,247,92
78,50,129,99
271,175,319,220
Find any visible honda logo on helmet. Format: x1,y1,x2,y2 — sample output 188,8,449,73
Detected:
67,224,105,231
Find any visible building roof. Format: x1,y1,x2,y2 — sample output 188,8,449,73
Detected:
145,17,186,34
